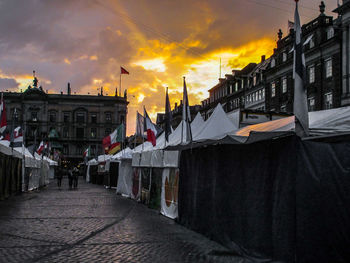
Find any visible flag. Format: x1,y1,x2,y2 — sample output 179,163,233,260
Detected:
37,141,45,155
288,20,294,30
182,77,192,143
13,126,23,143
293,0,309,137
102,124,124,154
0,93,7,134
0,133,10,141
165,87,172,142
83,146,91,158
144,107,158,146
121,67,129,75
135,111,145,137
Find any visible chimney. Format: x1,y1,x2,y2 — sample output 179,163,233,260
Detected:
101,86,103,96
261,55,266,62
67,82,71,95
175,102,178,109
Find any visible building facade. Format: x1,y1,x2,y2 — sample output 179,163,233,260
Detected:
2,78,128,164
265,2,341,112
201,1,349,120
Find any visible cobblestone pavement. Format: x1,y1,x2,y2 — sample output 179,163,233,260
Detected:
0,177,252,263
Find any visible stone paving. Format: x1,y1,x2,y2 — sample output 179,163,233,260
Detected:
0,177,252,263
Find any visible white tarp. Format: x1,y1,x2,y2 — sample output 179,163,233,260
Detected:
132,152,141,167
116,159,133,197
163,151,179,167
195,103,238,141
98,154,112,163
13,147,40,168
113,147,133,160
234,106,350,137
151,150,164,167
43,156,58,166
160,168,179,219
227,109,241,128
0,140,12,156
190,112,205,139
140,151,152,167
88,158,98,165
132,113,204,168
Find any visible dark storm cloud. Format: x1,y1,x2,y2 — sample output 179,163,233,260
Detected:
0,77,19,90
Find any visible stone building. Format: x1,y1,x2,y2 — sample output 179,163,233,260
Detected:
201,1,347,122
265,2,341,112
200,62,265,120
334,0,350,106
2,77,128,164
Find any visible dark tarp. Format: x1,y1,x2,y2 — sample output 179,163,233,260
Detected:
109,162,119,187
178,135,350,263
140,168,151,205
90,165,98,184
149,168,162,210
0,153,22,199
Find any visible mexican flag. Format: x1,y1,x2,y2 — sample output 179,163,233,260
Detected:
102,124,124,154
83,146,91,158
37,141,45,155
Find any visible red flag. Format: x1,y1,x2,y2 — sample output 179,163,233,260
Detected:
144,108,157,146
121,67,129,75
37,141,45,155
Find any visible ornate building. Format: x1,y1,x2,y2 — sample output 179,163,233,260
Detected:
2,77,128,164
200,1,348,122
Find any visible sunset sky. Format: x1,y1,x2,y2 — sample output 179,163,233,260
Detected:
0,0,337,135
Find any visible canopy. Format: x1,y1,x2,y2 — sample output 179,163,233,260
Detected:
0,140,12,156
194,103,238,141
234,106,350,137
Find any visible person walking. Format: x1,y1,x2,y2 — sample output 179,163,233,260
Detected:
73,166,79,189
68,167,73,189
56,166,63,189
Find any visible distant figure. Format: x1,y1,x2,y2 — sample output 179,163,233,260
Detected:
68,168,73,189
56,167,63,188
73,167,79,189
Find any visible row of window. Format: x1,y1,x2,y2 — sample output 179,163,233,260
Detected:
63,127,112,138
246,89,265,104
271,27,334,68
48,112,113,123
308,59,332,84
62,144,102,156
209,74,264,103
270,92,333,113
270,58,333,98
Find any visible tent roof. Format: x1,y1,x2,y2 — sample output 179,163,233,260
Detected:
234,106,350,137
195,103,238,141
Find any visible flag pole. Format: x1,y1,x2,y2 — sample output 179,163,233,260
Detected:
142,106,145,152
119,73,122,97
134,111,138,149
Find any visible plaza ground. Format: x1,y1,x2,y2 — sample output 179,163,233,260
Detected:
0,177,252,263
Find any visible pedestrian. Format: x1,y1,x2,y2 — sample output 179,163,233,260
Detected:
56,166,63,189
73,166,79,189
68,167,73,189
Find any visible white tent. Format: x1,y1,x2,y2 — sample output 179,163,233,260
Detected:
234,106,350,137
194,103,238,141
0,140,12,156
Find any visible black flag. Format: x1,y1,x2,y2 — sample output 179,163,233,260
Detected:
165,87,172,142
293,0,309,137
